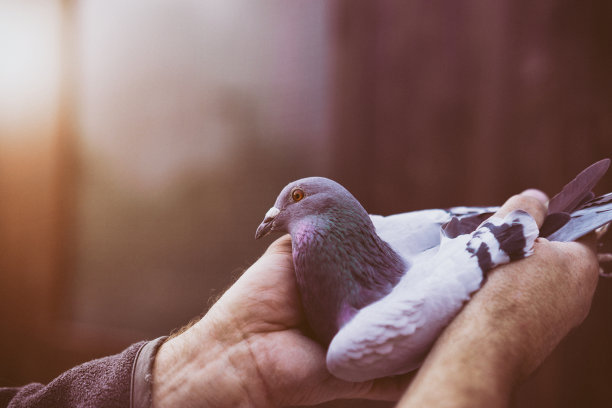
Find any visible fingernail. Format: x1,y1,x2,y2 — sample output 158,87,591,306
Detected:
521,188,549,204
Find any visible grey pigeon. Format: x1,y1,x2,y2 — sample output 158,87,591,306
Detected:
255,159,612,382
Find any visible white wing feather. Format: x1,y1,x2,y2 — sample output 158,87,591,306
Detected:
370,206,501,260
370,209,450,259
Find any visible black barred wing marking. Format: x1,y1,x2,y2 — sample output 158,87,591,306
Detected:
442,206,499,238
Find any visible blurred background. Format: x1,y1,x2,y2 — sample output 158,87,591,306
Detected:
0,1,611,407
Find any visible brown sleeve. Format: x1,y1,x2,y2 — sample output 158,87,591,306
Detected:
0,337,167,408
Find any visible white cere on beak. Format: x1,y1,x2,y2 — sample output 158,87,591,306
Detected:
265,207,280,220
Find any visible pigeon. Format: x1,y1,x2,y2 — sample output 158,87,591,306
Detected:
255,159,612,382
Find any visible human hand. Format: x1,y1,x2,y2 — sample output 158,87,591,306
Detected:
398,190,600,407
152,235,412,407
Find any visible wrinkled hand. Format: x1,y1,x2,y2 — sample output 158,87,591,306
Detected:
152,235,411,407
399,191,600,407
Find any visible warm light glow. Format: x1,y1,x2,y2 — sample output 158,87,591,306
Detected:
0,1,62,141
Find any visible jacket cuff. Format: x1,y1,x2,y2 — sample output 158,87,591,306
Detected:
130,336,168,408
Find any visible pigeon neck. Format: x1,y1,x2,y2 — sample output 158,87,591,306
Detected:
289,209,406,345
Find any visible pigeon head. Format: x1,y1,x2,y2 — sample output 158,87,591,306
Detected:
255,177,365,239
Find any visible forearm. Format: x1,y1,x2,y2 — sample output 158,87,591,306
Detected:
398,295,523,407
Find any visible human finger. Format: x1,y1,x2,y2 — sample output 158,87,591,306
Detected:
493,189,548,228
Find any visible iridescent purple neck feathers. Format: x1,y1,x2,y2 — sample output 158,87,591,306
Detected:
290,202,405,345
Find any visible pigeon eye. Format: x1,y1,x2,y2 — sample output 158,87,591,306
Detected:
291,188,305,202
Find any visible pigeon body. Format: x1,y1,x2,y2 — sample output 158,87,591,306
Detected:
255,159,612,382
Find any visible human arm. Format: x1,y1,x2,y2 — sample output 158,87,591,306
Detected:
397,191,600,407
151,235,412,407
4,232,387,408
152,191,599,407
0,243,403,408
3,190,599,408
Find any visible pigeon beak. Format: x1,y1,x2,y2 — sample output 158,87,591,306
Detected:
255,207,280,239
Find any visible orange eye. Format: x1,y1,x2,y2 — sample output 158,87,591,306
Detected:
291,188,305,202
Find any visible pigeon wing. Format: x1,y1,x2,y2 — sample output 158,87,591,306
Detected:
443,206,501,238
327,210,538,382
370,206,500,259
369,209,451,258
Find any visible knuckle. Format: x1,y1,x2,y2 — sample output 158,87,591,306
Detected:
505,194,531,209
508,194,543,210
500,195,546,222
